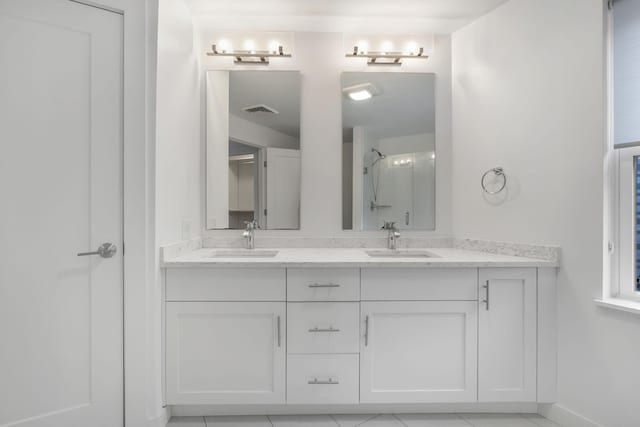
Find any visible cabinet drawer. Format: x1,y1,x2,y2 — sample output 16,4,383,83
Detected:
287,268,360,301
287,354,359,404
361,268,477,301
165,268,286,301
287,302,360,354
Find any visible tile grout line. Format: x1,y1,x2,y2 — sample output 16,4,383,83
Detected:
329,414,341,426
454,413,476,427
391,413,409,426
202,416,207,427
266,415,275,427
353,414,383,426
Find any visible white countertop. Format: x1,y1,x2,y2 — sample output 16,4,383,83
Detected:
161,247,558,268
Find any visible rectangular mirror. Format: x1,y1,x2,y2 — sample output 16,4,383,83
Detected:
206,70,301,230
341,72,436,231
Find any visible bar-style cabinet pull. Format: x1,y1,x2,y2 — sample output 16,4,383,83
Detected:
482,280,490,311
308,283,340,288
308,378,339,385
364,315,369,346
277,315,281,347
308,326,340,333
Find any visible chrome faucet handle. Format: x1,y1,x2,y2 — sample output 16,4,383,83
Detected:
244,219,258,230
382,221,397,230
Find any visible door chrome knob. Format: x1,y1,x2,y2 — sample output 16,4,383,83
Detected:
77,243,118,258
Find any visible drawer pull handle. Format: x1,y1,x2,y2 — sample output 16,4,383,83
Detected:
308,326,340,333
308,378,339,385
482,280,490,311
277,316,282,347
308,283,340,288
364,315,369,346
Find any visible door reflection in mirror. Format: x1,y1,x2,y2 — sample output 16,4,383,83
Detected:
206,70,301,230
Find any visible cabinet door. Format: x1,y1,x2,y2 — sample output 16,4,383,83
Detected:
166,302,286,405
478,268,537,402
360,301,477,403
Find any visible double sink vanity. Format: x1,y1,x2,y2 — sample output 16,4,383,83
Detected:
163,65,558,415
161,240,558,412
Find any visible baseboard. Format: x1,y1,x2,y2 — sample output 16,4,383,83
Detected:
171,402,538,417
538,404,603,427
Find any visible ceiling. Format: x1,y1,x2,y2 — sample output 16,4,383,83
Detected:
342,73,435,140
183,0,509,22
230,71,301,138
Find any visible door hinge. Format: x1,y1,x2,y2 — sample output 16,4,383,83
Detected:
264,160,267,167
264,209,268,216
122,241,125,256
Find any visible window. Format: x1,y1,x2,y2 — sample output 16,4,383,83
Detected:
610,0,640,302
616,149,640,299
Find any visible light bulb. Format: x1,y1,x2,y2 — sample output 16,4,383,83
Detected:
357,40,369,54
404,41,418,55
268,40,280,54
218,39,231,53
243,39,256,53
381,40,393,54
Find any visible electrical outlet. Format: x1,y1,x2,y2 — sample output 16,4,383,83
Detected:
181,220,192,241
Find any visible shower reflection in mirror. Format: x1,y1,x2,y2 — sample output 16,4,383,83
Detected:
342,73,436,231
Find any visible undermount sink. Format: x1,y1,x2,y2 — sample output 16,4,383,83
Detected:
211,250,279,258
365,250,438,258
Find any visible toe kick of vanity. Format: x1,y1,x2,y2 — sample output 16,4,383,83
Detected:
163,266,557,408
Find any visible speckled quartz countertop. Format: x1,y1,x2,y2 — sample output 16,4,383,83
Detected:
161,247,558,268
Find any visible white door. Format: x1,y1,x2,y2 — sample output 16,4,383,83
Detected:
0,1,123,426
478,268,537,402
166,302,287,405
266,147,301,229
360,301,477,403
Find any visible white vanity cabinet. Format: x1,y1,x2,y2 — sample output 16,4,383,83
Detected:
165,269,287,405
360,300,478,403
163,264,556,409
478,268,537,402
360,268,479,403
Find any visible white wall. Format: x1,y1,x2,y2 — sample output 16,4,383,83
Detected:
379,133,435,155
156,0,202,244
155,0,203,421
198,29,452,236
452,1,640,426
230,114,299,149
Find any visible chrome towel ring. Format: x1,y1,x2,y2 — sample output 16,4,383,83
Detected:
481,167,506,194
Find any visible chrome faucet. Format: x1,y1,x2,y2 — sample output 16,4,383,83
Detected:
382,221,400,250
243,220,258,249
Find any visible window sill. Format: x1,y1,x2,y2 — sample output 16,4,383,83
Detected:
594,297,640,315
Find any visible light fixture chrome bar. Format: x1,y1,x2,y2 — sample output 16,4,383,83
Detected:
346,46,428,66
207,44,292,64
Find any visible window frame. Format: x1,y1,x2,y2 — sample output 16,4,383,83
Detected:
607,0,640,304
615,148,640,302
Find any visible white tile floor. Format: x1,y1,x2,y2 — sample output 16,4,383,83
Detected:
168,413,561,427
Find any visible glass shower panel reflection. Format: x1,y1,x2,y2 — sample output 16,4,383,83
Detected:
363,151,435,230
341,72,436,231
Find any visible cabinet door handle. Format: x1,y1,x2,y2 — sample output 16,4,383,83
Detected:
308,283,340,288
277,315,282,347
482,280,490,311
308,378,339,385
308,327,340,333
364,315,369,346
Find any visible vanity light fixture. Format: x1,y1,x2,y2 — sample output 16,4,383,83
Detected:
346,45,427,66
207,43,291,64
342,83,380,102
343,34,433,66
